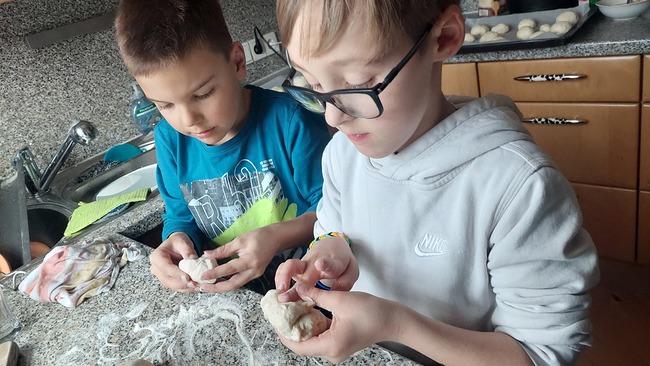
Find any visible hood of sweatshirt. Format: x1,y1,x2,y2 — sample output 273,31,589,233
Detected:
366,94,532,184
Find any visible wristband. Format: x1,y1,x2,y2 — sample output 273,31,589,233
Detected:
308,232,351,291
308,231,351,250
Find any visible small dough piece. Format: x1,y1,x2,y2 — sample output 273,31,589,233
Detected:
261,290,328,342
491,23,510,35
470,24,490,36
518,18,536,30
551,21,573,36
464,33,476,42
539,23,552,33
529,30,546,39
556,11,579,25
516,26,535,40
178,257,218,284
479,31,504,43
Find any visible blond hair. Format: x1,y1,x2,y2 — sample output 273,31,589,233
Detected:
276,0,459,60
115,0,233,76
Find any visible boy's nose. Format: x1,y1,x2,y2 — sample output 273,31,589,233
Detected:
180,107,200,127
324,103,349,128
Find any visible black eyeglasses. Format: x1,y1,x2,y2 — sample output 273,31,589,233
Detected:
282,24,433,119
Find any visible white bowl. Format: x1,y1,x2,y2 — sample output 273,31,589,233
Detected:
596,0,650,20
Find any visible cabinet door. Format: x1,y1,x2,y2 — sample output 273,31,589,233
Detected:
517,102,639,189
641,105,650,191
441,63,479,97
639,191,650,265
572,183,637,263
478,56,641,102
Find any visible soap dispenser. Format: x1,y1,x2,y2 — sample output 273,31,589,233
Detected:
130,81,163,134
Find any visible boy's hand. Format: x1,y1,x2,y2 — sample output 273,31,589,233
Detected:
149,232,200,292
276,282,395,364
275,236,358,302
199,226,279,292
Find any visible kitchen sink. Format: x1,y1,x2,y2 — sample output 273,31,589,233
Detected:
27,206,71,248
58,146,158,203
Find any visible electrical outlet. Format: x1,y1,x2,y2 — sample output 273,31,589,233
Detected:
241,41,253,65
250,31,279,62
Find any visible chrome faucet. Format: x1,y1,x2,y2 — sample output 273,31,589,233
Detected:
12,120,98,196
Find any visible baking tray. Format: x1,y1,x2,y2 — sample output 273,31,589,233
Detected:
458,5,597,54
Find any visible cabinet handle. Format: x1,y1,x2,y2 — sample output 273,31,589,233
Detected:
522,118,587,124
514,74,587,82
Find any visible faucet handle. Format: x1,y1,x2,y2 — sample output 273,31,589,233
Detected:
69,120,98,145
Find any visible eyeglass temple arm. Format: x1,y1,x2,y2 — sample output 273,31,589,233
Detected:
376,26,433,93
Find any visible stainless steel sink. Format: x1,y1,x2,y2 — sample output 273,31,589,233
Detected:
1,133,159,273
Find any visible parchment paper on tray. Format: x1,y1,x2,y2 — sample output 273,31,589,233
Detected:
459,4,596,53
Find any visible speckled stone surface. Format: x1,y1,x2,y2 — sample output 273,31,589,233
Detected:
0,234,416,365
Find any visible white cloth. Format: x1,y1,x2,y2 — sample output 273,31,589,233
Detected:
315,94,600,365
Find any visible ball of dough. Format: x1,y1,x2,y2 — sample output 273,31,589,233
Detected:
470,24,491,36
518,18,536,30
529,31,546,39
464,33,476,42
556,11,579,25
261,290,328,342
491,23,510,35
551,21,573,36
539,23,552,33
479,31,504,42
178,257,218,284
516,26,535,40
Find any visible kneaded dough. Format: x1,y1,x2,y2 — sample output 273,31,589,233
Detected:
551,21,573,36
516,26,535,40
556,11,579,25
479,31,503,43
529,30,546,39
539,23,552,33
261,289,328,342
518,18,536,30
464,33,476,42
178,257,218,284
491,23,510,35
470,24,490,36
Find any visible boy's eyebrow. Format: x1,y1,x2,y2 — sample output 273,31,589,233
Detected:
147,76,215,103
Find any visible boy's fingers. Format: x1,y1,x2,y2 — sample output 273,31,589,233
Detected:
203,243,236,260
294,282,333,309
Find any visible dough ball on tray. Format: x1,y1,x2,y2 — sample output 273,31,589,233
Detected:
518,18,536,29
551,21,573,36
470,24,491,36
516,26,535,40
491,23,510,35
464,33,476,42
556,11,580,25
479,31,504,43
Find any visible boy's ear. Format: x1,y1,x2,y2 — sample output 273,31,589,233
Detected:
230,41,247,80
431,5,465,62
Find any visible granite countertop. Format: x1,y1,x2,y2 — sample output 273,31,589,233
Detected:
0,233,416,365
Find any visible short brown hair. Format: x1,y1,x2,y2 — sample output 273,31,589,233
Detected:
115,0,233,76
276,0,459,60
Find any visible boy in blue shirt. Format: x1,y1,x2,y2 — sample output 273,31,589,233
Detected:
114,0,330,294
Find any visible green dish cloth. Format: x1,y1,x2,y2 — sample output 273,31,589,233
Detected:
64,188,150,238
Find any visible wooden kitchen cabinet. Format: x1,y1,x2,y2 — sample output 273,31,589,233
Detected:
572,183,637,263
516,103,639,189
643,55,650,102
640,105,650,191
441,63,479,97
442,54,646,263
477,56,641,102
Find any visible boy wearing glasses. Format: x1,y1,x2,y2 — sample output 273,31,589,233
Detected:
272,1,599,365
114,0,330,294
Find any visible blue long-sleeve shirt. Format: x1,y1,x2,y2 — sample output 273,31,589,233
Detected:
155,85,329,254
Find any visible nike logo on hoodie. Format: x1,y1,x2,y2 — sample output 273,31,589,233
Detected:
414,233,448,256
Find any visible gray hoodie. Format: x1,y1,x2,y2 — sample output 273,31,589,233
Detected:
315,94,600,365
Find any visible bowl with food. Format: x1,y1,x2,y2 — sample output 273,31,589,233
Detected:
596,0,650,20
